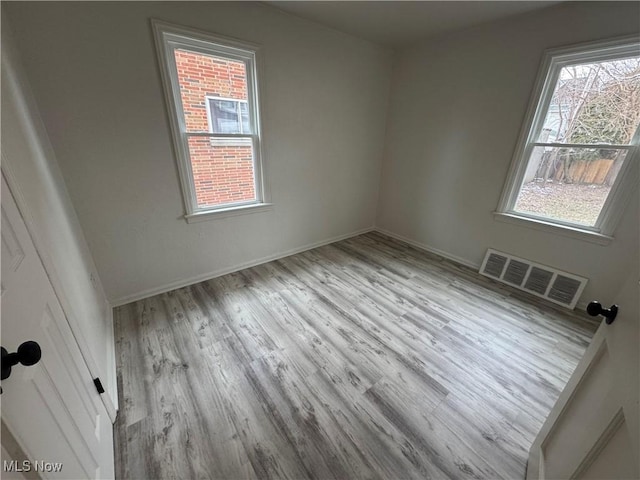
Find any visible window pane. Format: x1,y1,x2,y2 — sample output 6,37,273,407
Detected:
514,146,628,226
173,49,250,133
187,136,256,208
239,102,250,134
210,99,241,133
538,57,640,144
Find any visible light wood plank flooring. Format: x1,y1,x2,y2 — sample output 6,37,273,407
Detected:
114,232,597,480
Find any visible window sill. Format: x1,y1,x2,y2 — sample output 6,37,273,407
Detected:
492,212,613,246
185,203,273,223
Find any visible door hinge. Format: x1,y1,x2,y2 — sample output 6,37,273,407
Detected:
93,377,105,394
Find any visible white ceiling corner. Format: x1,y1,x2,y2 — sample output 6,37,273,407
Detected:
265,1,564,47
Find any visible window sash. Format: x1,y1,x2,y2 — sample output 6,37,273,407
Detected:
187,132,256,139
497,36,640,237
509,142,637,231
166,45,259,139
152,20,265,215
531,142,634,150
182,134,260,210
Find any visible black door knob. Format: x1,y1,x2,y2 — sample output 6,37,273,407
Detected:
1,341,42,380
587,301,618,325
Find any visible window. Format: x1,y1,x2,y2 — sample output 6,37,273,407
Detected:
152,21,267,219
496,37,639,240
208,97,250,134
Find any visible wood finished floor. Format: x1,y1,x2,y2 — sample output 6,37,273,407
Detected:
114,232,597,480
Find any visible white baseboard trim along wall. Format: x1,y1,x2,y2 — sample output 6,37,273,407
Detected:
111,226,376,306
113,225,590,312
373,227,481,270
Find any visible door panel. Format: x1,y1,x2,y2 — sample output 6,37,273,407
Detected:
579,418,636,480
1,173,114,479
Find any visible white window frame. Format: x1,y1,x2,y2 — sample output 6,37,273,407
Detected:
152,20,270,222
495,36,640,244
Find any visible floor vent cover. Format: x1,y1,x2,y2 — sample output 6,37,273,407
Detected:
479,249,587,309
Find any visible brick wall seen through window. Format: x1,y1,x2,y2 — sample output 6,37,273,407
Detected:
174,49,256,208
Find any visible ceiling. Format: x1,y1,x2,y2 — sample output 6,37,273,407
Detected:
266,1,562,47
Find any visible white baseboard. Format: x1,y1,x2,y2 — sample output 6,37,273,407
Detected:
373,227,480,270
111,226,375,307
105,306,118,413
112,224,592,315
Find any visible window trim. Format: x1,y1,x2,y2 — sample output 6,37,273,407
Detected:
152,19,268,219
496,35,640,240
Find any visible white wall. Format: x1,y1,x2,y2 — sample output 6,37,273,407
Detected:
377,1,640,306
1,15,117,411
5,1,637,312
4,1,392,305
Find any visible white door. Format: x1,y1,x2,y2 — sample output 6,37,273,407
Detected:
527,272,639,479
1,173,114,479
